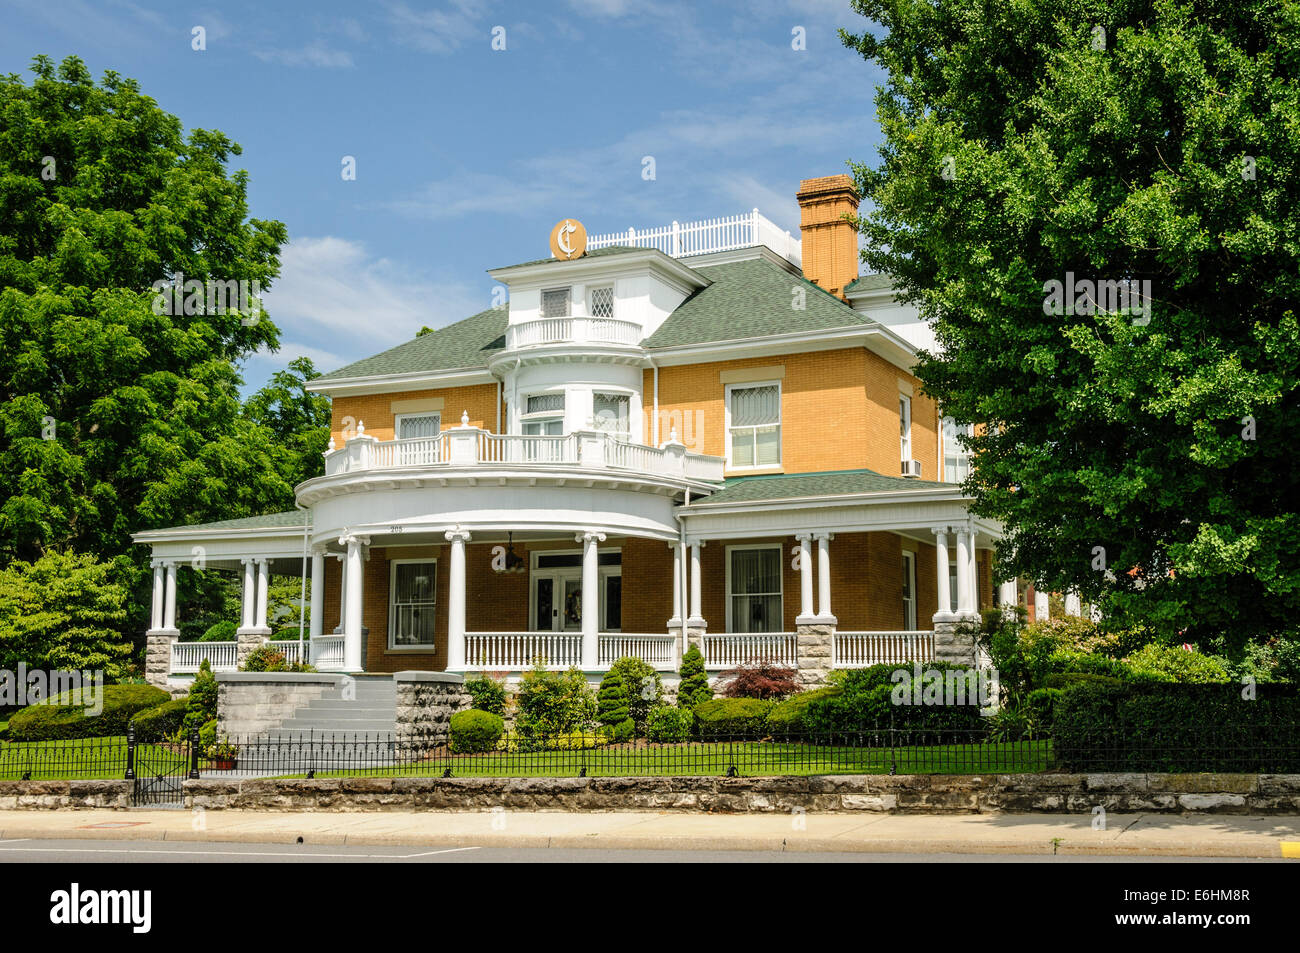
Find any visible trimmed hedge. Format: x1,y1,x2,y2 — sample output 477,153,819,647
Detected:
199,620,238,642
1054,682,1300,772
693,698,773,738
801,663,987,735
449,709,504,754
7,684,170,741
130,698,188,742
645,705,693,742
766,686,841,735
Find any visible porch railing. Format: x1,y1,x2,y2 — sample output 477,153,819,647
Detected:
702,633,798,670
598,634,677,671
587,209,801,266
833,630,935,668
463,632,584,670
170,640,237,674
504,317,641,351
269,639,309,666
310,635,346,671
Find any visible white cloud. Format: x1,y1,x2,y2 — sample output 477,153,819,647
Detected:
384,0,484,54
258,236,487,373
253,41,354,68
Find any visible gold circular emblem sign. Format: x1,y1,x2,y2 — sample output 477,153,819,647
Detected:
549,218,587,260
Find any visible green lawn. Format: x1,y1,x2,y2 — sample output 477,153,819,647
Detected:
0,736,188,781
286,740,1055,779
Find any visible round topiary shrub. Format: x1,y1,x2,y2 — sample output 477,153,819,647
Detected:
130,698,189,742
199,620,238,643
645,705,693,742
7,684,170,741
449,709,504,754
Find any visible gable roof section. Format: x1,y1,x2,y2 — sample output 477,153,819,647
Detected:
312,307,507,382
643,257,870,349
687,468,955,507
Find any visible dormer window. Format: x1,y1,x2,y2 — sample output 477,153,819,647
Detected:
542,287,570,319
589,286,614,319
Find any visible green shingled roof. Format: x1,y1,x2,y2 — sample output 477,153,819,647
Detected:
843,274,893,294
643,257,869,348
138,510,309,535
313,307,507,382
690,468,955,506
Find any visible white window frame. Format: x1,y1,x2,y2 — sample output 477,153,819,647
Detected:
388,558,438,652
394,411,441,440
899,393,913,462
943,415,974,483
541,286,571,319
724,543,784,634
592,389,631,440
724,380,782,472
902,550,917,630
521,391,565,437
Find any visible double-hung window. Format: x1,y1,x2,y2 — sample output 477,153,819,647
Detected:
390,560,437,649
943,416,973,483
727,546,782,633
727,382,781,469
899,394,913,462
395,412,440,465
593,391,630,440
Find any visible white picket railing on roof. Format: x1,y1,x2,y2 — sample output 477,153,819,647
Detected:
587,209,801,266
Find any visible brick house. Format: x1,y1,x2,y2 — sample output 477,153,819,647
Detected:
136,175,1028,688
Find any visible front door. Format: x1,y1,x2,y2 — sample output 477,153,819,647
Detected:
533,571,582,631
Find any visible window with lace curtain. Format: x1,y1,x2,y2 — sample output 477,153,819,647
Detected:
727,546,782,633
593,392,630,439
390,560,437,649
726,382,781,469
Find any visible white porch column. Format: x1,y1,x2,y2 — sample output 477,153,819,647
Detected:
254,558,270,630
150,561,165,630
578,532,605,669
954,527,973,618
445,529,471,670
687,540,705,627
998,577,1019,619
932,526,954,621
1064,590,1082,617
1034,586,1050,622
238,558,255,629
815,533,835,623
795,534,814,622
163,560,178,630
668,542,682,626
309,548,325,639
342,535,368,672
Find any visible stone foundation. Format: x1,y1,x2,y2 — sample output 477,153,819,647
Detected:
144,628,179,689
932,620,980,666
217,672,347,735
395,672,471,746
795,624,833,687
236,626,271,669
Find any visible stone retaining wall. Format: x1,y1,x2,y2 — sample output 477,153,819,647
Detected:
395,671,470,745
2,773,1298,813
217,672,347,735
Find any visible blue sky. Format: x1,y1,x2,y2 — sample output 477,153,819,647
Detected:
2,0,885,391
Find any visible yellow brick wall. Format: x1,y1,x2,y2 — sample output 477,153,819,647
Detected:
330,383,503,445
647,348,939,479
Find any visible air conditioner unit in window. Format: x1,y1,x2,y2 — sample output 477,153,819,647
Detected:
901,459,922,478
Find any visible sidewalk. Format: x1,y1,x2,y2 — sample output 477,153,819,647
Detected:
2,809,1298,857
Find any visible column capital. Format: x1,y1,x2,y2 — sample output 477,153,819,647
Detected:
339,534,371,548
813,532,834,542
686,537,706,549
310,545,328,557
575,531,607,544
794,532,813,543
444,529,472,544
931,525,952,539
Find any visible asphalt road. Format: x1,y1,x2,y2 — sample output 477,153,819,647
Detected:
0,838,1285,862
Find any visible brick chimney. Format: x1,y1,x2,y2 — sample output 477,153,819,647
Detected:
796,175,861,299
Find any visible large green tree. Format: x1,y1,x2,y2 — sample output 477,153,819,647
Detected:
843,1,1300,645
0,55,292,566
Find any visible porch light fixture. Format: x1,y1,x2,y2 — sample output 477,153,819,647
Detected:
496,532,526,574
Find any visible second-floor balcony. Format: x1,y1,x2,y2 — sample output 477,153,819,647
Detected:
503,316,642,351
323,422,724,484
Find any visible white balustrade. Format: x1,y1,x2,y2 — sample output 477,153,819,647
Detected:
170,640,237,674
588,210,801,266
310,635,346,671
323,429,723,482
832,631,935,668
504,317,640,351
598,634,677,671
702,633,798,670
269,639,308,666
463,632,584,670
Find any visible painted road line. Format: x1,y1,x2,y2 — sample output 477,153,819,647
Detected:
0,845,481,860
1282,842,1300,858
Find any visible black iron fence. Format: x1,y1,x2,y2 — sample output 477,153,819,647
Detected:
2,725,1297,783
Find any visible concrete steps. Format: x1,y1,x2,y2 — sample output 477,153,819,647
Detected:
236,676,399,771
